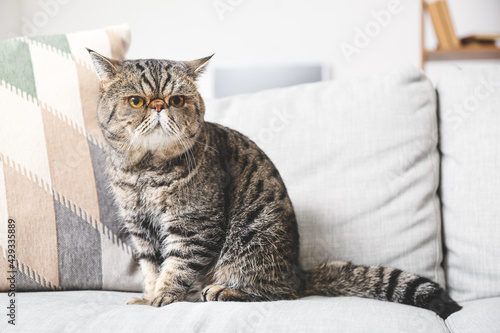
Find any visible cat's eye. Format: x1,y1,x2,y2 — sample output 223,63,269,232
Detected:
128,96,145,108
169,95,185,108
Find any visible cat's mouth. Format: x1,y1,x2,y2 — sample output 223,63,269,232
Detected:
133,112,192,152
142,113,168,135
150,117,171,136
139,124,169,150
152,121,163,131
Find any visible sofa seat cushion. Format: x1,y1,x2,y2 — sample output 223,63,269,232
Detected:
1,291,451,333
445,297,500,333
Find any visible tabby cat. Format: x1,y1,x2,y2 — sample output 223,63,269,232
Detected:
89,50,461,319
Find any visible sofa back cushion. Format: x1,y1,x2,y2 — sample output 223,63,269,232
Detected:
205,66,445,285
0,25,142,292
437,66,500,302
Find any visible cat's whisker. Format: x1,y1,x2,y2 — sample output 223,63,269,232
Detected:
170,120,198,179
175,128,209,186
136,117,155,135
163,118,195,175
172,127,194,174
181,131,219,154
160,119,198,198
119,116,161,166
124,120,152,162
170,119,197,166
171,128,199,194
117,132,137,154
122,132,140,166
115,132,137,166
115,126,136,150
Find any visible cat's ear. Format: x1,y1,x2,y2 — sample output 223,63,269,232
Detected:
87,49,119,85
184,54,214,79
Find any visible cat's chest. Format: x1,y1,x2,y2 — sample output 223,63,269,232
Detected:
111,166,189,213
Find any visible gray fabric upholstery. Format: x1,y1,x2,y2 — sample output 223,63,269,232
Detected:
0,291,450,333
437,66,500,302
445,297,500,333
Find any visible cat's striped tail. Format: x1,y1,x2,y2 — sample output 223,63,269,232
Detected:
303,261,461,319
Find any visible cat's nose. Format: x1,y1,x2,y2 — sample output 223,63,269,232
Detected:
150,99,165,112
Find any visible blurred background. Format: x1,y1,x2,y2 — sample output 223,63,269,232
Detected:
1,0,499,99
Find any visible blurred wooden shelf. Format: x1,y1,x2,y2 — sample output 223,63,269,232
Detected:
421,0,500,68
424,44,500,62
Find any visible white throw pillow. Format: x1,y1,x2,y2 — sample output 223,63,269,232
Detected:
205,66,445,285
437,66,500,302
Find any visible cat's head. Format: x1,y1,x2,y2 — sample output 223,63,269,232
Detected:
88,50,212,161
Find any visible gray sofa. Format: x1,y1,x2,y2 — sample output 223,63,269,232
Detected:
1,58,500,332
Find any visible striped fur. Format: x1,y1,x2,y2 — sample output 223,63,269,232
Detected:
89,51,461,319
305,262,461,319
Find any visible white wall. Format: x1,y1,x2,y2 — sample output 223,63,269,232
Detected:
0,0,21,39
1,0,499,95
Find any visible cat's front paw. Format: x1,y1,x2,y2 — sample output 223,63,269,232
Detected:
126,297,148,305
150,294,175,307
202,284,249,302
202,284,228,301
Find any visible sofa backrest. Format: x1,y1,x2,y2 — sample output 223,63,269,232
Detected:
437,66,500,302
206,66,446,285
